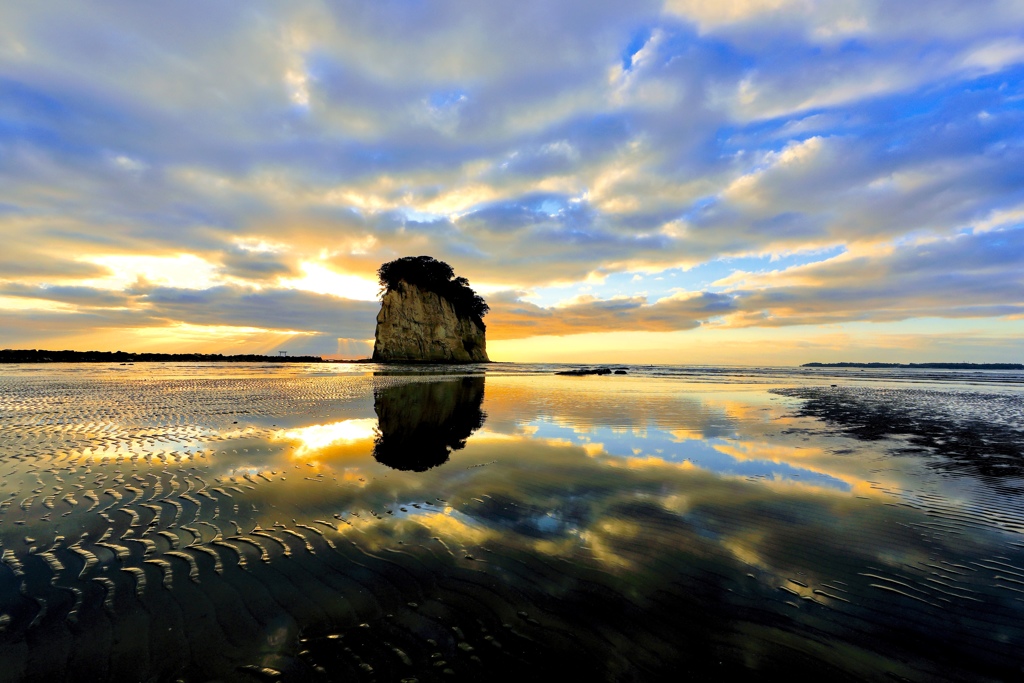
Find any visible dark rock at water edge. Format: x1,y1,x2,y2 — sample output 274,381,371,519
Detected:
555,367,628,376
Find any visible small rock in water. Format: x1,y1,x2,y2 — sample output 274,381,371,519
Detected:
555,367,613,376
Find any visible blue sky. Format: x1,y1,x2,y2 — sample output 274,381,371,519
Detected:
1,0,1023,363
528,417,850,491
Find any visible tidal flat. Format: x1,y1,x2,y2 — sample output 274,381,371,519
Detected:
0,363,1023,681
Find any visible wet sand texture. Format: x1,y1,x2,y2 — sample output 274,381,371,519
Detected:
775,386,1024,488
0,369,1022,681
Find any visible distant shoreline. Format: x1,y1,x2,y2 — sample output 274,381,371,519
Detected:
0,349,371,364
802,362,1024,370
3,350,1021,370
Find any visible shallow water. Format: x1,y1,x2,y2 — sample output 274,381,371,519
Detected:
0,363,1023,681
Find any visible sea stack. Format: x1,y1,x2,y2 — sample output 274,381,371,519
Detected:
372,256,489,363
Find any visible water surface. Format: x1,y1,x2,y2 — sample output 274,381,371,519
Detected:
0,363,1022,681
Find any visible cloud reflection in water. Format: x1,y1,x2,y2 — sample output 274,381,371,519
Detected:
6,369,1015,679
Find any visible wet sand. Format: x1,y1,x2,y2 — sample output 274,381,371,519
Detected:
774,385,1024,488
0,364,1022,681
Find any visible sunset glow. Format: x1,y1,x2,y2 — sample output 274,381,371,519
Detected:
278,418,379,458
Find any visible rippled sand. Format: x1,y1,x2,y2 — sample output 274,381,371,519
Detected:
0,364,1022,681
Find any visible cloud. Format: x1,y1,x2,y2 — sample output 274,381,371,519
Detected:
486,223,1024,339
0,282,133,308
487,289,734,339
142,285,379,334
1,0,1023,356
0,280,379,355
664,0,1024,43
719,227,1024,326
218,244,298,281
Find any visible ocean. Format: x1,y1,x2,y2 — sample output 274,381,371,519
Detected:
0,362,1022,681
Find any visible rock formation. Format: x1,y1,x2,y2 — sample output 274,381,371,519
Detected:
371,256,489,363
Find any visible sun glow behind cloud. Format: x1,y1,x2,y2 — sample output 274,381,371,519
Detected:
280,263,380,302
0,296,77,312
78,254,221,291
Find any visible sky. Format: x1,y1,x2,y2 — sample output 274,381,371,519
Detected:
1,0,1023,365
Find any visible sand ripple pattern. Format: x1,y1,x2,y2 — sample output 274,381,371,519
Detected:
0,371,1023,681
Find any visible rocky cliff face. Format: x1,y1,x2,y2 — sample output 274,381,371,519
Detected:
372,281,489,362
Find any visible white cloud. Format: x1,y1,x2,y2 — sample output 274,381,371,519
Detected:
1,0,1023,354
960,38,1024,73
663,0,808,30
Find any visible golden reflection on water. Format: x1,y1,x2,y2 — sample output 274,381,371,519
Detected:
276,418,379,459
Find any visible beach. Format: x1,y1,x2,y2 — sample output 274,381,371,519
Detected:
0,363,1022,681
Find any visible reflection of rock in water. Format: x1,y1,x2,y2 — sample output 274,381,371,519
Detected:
373,377,486,471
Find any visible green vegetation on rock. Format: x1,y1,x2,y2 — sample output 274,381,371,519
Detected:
377,255,489,329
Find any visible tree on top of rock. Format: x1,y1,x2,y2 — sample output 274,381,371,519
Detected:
377,256,490,328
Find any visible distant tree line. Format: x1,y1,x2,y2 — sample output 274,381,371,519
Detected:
377,256,490,328
803,362,1024,370
0,349,328,363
